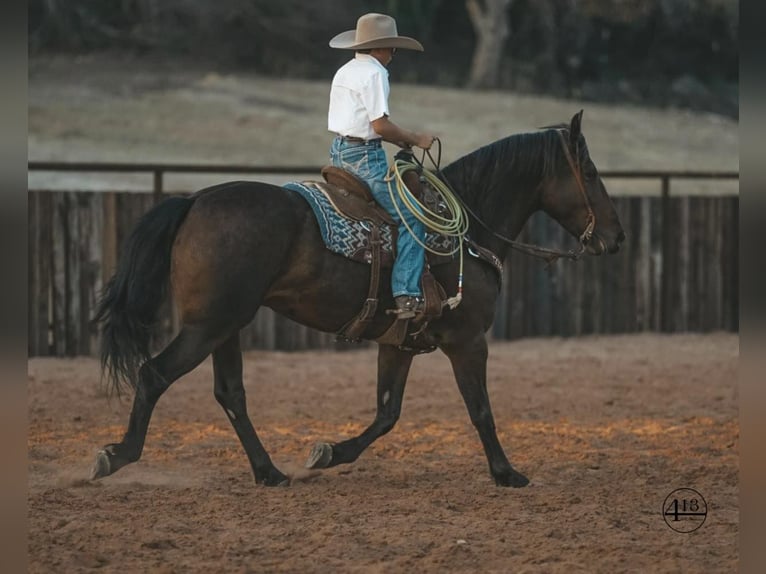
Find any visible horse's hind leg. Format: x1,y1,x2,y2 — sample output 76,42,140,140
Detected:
213,333,288,486
444,334,529,487
91,325,222,479
306,344,414,469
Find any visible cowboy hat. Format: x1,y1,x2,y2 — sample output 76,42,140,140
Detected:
329,13,424,51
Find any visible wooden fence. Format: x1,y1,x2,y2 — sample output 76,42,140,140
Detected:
27,190,738,357
494,196,738,338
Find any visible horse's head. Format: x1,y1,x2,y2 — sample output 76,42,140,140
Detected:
539,111,625,255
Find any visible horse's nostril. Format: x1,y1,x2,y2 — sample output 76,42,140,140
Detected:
617,230,626,243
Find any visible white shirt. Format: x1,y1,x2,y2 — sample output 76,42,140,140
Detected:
328,54,390,141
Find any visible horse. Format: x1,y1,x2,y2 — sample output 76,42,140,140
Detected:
91,111,625,488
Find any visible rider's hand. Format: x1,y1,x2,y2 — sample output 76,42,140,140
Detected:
415,133,436,150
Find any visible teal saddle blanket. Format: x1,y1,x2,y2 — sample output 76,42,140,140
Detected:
283,181,455,264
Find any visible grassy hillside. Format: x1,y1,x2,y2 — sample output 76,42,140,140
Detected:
28,55,738,196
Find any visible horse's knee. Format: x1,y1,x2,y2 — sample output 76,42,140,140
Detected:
214,387,247,416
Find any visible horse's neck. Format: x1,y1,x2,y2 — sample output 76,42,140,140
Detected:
445,162,541,261
481,189,540,260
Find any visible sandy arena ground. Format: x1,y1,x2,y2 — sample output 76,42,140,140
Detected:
28,333,738,573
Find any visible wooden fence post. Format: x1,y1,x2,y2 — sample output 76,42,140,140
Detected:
660,175,671,332
153,170,164,203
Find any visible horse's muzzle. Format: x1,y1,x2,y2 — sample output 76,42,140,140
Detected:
610,230,626,253
586,230,625,255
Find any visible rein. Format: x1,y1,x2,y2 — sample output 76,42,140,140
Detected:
418,133,596,265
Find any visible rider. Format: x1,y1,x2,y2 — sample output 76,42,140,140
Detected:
328,13,436,319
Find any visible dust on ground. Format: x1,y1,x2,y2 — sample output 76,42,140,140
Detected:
29,333,738,573
28,55,738,197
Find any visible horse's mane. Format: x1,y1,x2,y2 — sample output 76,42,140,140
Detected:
442,128,571,206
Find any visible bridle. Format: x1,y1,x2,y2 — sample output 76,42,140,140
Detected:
555,129,595,250
420,131,598,265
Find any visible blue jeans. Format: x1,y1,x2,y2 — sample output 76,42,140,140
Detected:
330,136,425,298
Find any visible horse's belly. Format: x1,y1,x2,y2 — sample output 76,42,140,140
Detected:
264,245,391,334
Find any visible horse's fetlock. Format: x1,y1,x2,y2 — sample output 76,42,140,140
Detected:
104,442,141,465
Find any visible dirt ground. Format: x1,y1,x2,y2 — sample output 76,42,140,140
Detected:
28,333,738,573
28,55,739,197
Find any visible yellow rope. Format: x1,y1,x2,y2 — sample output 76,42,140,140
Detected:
384,158,469,309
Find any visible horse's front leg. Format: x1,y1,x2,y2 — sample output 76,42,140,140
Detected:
306,344,414,469
443,334,529,487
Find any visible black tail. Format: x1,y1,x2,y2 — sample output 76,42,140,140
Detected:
94,196,195,396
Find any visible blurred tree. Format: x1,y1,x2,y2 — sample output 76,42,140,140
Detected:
506,0,563,92
29,0,145,50
386,0,444,44
466,0,513,89
27,0,738,115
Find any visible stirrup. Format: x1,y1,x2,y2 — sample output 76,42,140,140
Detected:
387,295,423,320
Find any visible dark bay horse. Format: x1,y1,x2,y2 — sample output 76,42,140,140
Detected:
91,111,624,487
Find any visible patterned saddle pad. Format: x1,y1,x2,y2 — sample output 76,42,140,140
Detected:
284,181,456,266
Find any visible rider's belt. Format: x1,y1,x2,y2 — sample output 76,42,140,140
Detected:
339,136,382,146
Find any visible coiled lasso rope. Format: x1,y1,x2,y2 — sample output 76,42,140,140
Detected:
384,149,469,309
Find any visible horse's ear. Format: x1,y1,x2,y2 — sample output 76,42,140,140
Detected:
569,110,584,146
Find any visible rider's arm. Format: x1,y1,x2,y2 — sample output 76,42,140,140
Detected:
371,115,435,150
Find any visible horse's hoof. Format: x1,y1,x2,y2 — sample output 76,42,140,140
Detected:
495,468,530,488
90,450,112,480
258,476,290,487
305,442,333,469
256,467,290,487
